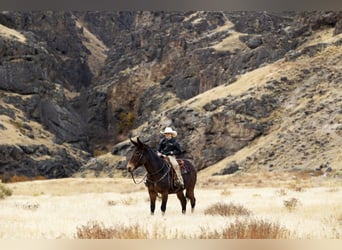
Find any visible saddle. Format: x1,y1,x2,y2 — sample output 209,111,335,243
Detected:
163,157,188,174
163,157,189,190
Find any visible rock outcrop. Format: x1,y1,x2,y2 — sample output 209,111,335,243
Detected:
0,11,341,180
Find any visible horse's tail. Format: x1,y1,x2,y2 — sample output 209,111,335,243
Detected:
183,159,197,211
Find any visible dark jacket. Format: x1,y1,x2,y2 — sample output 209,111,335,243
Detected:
157,138,182,156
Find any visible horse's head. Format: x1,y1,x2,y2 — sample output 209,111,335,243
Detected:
127,137,147,173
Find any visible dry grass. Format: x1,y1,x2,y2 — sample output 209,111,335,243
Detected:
337,214,342,226
6,177,143,196
220,188,232,196
326,187,339,193
204,202,252,217
198,171,342,189
283,198,300,212
199,218,292,239
0,175,47,183
76,217,292,239
19,201,40,211
211,31,247,52
0,24,26,42
275,189,287,196
1,177,342,239
76,221,151,239
75,20,108,76
0,182,12,199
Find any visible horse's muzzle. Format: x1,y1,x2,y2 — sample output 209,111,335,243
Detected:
127,162,134,173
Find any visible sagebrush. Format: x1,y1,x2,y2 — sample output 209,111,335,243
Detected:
204,202,252,216
199,218,292,239
0,182,12,199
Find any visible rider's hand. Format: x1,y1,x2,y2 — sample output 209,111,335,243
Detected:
157,152,162,157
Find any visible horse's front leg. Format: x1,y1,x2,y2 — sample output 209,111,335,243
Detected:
148,189,157,215
160,192,168,215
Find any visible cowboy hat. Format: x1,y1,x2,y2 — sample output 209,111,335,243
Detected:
160,127,177,137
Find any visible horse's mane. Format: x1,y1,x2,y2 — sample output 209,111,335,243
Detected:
144,143,164,163
132,137,165,165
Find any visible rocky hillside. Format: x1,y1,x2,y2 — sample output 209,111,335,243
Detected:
0,11,341,181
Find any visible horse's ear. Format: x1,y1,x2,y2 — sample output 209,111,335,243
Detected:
130,137,138,147
137,137,144,147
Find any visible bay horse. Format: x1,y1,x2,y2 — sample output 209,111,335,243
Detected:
127,137,197,215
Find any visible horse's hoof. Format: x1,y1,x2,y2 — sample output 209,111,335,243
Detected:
182,210,186,214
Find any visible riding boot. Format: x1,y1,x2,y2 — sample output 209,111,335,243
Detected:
178,179,184,189
169,155,184,188
176,175,184,189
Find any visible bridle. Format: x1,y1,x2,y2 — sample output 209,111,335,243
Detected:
130,150,146,184
130,148,171,185
130,170,148,184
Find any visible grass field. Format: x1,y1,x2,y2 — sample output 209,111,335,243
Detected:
1,171,341,239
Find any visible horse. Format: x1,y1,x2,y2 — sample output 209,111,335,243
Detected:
127,137,197,215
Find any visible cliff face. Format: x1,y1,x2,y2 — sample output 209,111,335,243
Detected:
0,11,341,180
0,11,99,180
94,12,298,137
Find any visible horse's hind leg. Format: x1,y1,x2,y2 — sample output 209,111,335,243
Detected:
186,189,196,213
177,191,187,214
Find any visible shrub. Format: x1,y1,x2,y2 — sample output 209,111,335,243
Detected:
0,182,12,199
337,213,342,225
275,189,287,196
21,201,40,211
0,175,47,183
107,200,118,206
199,218,292,239
76,218,293,239
76,221,150,239
221,189,232,196
9,119,26,135
117,111,137,134
204,202,252,216
283,197,300,212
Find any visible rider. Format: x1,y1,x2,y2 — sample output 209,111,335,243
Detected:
157,127,184,188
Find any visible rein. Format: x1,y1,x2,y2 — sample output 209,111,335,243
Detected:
130,170,148,184
146,163,171,185
130,160,171,185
